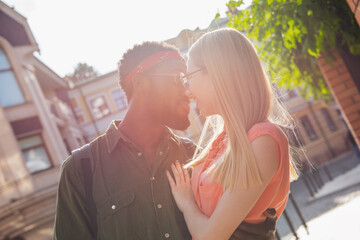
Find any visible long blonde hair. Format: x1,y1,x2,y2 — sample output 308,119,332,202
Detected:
185,28,299,190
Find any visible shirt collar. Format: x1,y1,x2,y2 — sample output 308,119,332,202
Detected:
104,120,123,153
104,120,181,154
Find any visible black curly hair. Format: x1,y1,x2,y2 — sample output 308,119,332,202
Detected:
118,41,179,101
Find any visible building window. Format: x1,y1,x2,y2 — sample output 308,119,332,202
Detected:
0,48,25,107
18,135,52,174
88,95,111,119
111,89,127,111
300,116,318,141
49,102,59,117
287,127,304,147
70,97,86,123
321,108,337,132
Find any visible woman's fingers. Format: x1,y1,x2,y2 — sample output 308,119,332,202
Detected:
184,167,191,185
171,163,180,184
175,161,185,183
166,170,176,189
170,162,188,185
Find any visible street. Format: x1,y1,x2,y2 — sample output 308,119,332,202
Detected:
278,151,360,240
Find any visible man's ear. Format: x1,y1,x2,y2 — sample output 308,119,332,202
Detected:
132,74,150,95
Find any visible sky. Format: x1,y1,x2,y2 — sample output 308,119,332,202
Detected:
3,0,250,77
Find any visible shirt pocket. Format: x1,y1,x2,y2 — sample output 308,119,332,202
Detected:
97,191,139,239
97,191,135,220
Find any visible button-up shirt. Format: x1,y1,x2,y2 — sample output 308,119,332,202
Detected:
53,120,195,240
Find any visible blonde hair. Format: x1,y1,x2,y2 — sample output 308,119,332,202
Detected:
185,28,299,190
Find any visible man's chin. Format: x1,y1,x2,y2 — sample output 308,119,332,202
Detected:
167,117,191,131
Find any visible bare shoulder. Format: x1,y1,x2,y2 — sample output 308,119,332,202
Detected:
251,135,280,182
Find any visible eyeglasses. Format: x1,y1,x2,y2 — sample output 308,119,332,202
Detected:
180,67,206,88
142,67,206,89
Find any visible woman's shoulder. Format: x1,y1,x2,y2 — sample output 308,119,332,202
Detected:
247,121,287,143
249,122,286,181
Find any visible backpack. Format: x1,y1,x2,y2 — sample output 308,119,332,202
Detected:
72,144,98,238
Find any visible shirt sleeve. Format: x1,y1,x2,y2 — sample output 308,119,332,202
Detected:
53,155,95,240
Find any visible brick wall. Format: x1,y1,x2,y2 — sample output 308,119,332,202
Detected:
347,0,360,26
318,51,360,147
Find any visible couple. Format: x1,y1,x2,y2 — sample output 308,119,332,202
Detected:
53,28,298,240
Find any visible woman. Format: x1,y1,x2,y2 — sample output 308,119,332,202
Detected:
166,28,299,240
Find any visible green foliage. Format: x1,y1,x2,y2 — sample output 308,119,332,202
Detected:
225,0,360,99
66,62,99,83
214,12,221,22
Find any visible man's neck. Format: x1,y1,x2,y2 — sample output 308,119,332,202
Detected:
118,107,166,156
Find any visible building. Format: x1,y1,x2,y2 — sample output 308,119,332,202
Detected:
280,88,351,168
165,17,228,54
67,71,127,142
347,0,360,26
0,2,85,239
313,1,360,149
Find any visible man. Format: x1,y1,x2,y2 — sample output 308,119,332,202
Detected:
53,42,276,239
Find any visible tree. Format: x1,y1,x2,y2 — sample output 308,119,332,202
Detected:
66,63,99,83
219,0,360,99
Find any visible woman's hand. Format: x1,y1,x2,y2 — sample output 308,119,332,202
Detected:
166,161,197,213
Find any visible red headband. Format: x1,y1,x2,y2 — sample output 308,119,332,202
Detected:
125,50,185,83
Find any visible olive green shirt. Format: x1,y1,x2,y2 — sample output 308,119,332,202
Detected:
53,120,195,240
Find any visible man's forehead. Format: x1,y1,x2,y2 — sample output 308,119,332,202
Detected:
151,58,186,73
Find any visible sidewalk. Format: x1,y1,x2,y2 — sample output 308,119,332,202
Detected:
292,194,360,240
278,151,360,240
311,163,360,200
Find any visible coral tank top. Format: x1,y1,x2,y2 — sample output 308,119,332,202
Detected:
191,122,290,223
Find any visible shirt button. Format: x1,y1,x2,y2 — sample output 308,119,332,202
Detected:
111,205,116,210
150,177,155,181
159,151,163,156
157,204,162,209
137,152,142,156
164,233,170,238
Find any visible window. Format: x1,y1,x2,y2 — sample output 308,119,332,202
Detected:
0,48,25,107
321,108,337,132
88,95,111,119
288,127,304,147
49,102,59,117
111,89,127,111
18,135,52,174
300,116,318,141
